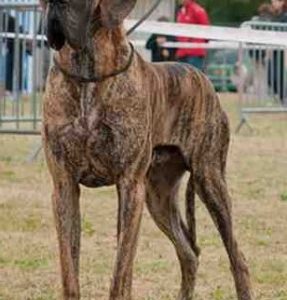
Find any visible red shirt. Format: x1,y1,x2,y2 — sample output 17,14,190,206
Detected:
176,1,209,58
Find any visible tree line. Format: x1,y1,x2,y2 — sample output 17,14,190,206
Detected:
176,0,267,26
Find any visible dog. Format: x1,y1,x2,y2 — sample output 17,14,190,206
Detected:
41,0,252,299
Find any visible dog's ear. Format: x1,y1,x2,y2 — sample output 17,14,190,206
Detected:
100,0,137,28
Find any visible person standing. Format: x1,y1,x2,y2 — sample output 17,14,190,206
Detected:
145,17,176,62
2,13,24,95
176,0,210,71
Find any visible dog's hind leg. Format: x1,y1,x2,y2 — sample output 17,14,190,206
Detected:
146,146,198,300
110,178,145,300
48,162,81,300
194,161,252,300
193,110,252,300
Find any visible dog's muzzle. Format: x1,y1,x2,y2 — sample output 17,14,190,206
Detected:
45,0,90,51
46,3,66,51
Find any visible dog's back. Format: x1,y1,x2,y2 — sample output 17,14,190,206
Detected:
135,55,230,168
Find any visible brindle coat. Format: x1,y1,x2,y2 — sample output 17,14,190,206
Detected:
41,0,252,299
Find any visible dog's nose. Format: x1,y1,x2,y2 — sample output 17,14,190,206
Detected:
46,12,66,51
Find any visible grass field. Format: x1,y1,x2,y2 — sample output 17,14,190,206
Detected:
0,94,287,300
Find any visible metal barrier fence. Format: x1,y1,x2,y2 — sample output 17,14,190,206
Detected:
237,21,287,132
1,4,287,134
0,2,49,134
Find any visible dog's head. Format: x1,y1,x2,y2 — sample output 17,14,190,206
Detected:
40,0,136,51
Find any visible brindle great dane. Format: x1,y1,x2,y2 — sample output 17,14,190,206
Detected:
41,0,253,299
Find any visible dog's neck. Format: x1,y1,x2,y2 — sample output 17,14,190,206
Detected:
55,26,131,82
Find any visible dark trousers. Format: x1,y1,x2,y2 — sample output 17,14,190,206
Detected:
268,50,285,104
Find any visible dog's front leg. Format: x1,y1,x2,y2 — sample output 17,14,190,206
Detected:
52,176,81,300
110,177,145,300
48,158,81,300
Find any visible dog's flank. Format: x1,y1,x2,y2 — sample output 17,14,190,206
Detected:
42,1,253,300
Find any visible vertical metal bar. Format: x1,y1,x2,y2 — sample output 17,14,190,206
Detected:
284,50,287,107
250,43,256,106
238,42,244,116
21,9,26,97
3,8,9,124
0,8,4,129
258,44,263,105
222,49,227,92
279,25,284,106
39,11,44,96
21,9,26,118
271,47,275,100
11,9,19,129
276,47,280,104
39,10,46,116
32,6,38,130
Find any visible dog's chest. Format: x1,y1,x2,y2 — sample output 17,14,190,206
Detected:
46,105,149,187
44,70,150,187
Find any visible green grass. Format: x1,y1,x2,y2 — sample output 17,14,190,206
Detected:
0,93,286,299
82,217,96,237
281,192,287,202
211,287,226,300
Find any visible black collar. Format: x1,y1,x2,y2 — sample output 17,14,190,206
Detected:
53,42,135,83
